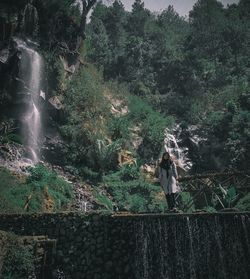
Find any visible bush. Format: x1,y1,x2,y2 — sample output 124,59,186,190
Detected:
80,166,100,181
128,95,174,159
92,140,122,173
93,188,114,211
108,116,131,141
119,164,140,181
0,165,73,213
60,66,111,169
235,193,250,211
103,167,167,212
2,233,35,279
2,134,23,145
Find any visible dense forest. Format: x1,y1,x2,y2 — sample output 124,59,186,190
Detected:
87,0,250,170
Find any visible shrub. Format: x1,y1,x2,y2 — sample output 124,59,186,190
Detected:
119,164,140,181
103,168,167,212
235,193,250,211
2,234,35,279
93,188,114,211
92,139,122,173
108,116,131,141
80,166,100,181
0,165,73,213
60,66,111,168
127,95,174,159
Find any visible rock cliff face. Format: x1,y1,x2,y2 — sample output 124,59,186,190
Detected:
0,212,249,279
0,1,64,167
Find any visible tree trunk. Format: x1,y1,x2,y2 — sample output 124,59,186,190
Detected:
74,0,97,63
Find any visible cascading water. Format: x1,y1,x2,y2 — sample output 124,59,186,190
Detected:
164,125,192,171
15,38,43,163
164,125,206,172
132,214,250,279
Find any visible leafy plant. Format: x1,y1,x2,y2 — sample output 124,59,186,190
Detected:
93,188,114,211
0,165,73,213
212,185,238,209
102,167,167,212
2,234,35,279
235,193,250,211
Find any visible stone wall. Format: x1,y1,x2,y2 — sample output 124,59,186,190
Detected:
0,212,249,279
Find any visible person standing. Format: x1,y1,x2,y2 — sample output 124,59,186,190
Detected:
159,152,180,211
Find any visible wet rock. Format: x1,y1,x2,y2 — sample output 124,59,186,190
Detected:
47,96,64,122
42,135,68,166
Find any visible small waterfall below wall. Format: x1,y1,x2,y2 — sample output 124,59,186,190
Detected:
133,214,250,279
14,38,43,163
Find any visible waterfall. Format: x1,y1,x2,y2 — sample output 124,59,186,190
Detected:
15,38,43,163
133,214,250,279
164,125,206,172
164,125,192,171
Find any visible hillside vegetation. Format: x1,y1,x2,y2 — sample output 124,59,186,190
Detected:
0,0,249,213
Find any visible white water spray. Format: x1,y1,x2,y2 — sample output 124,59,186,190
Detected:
15,38,43,163
164,125,192,171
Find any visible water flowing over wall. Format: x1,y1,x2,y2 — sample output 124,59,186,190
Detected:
0,212,249,279
15,38,43,162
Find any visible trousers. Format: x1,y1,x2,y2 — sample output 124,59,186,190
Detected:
165,193,176,210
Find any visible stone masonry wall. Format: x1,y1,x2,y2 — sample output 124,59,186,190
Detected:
0,212,249,279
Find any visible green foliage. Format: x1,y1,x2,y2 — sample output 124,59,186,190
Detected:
93,188,113,211
128,95,174,158
235,193,250,211
60,66,111,169
179,192,195,213
92,140,122,173
2,241,35,279
0,120,22,145
203,206,217,213
220,186,238,208
0,165,73,213
80,167,100,181
59,63,173,170
212,185,238,209
119,164,140,181
108,116,130,142
3,134,23,144
102,166,167,212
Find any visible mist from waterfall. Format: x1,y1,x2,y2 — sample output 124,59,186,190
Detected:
15,38,43,163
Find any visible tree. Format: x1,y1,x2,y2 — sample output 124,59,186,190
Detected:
78,0,97,41
91,0,127,78
127,0,151,37
88,18,111,68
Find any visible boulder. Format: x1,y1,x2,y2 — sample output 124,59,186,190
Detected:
47,96,64,123
42,135,68,166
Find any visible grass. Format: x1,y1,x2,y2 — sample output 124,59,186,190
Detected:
0,165,73,214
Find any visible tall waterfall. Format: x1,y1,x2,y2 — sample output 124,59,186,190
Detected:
15,38,43,163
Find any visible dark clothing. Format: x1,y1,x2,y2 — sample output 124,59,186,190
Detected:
159,159,172,177
165,193,176,210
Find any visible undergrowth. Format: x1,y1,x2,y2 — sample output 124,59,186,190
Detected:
0,165,73,213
